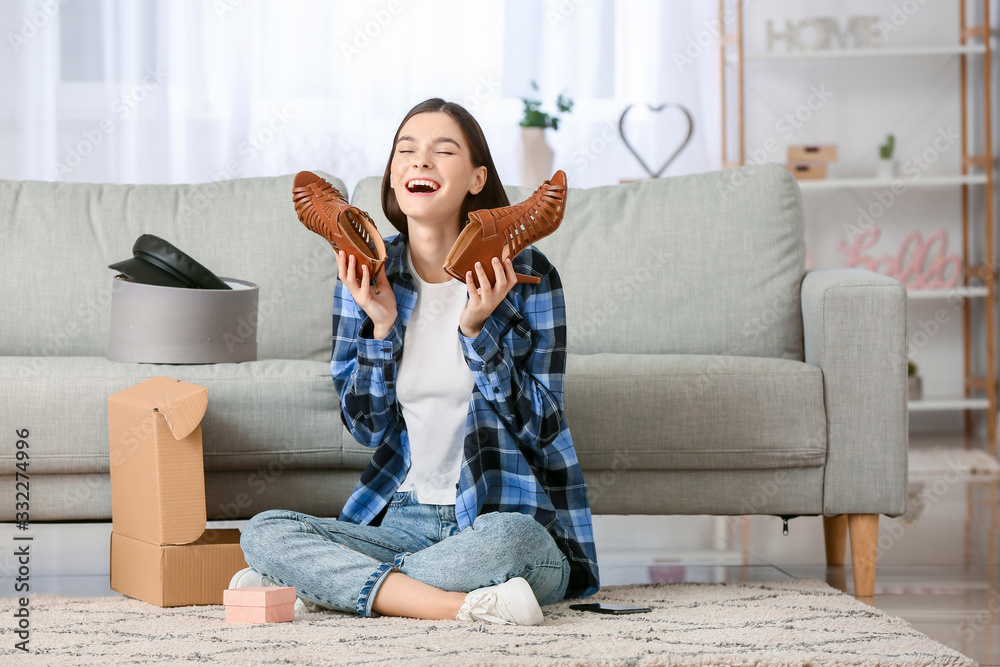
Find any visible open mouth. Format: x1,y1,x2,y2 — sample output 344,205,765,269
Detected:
405,179,440,194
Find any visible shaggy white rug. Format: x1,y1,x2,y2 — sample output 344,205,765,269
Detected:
2,580,974,666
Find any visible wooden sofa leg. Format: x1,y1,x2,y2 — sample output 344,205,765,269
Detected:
822,515,847,566
848,514,879,597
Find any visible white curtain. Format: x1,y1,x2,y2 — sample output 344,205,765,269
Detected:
1,0,720,193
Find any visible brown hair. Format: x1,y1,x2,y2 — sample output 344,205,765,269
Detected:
381,98,509,237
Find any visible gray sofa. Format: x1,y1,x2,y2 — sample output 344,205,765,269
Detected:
0,163,907,595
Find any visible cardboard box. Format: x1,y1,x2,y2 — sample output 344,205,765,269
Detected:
784,162,828,180
224,587,296,623
107,276,259,364
787,144,838,163
108,376,248,606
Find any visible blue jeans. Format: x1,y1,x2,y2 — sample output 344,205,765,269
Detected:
239,490,570,617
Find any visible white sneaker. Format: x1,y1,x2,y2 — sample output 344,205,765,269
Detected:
456,577,543,626
228,567,322,613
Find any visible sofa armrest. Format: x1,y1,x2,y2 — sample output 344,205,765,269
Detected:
801,268,908,516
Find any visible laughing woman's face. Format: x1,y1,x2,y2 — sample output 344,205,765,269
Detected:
389,111,486,231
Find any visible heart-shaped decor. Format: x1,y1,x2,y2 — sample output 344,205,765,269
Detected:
617,103,694,179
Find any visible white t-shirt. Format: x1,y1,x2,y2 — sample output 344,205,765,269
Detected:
395,244,476,505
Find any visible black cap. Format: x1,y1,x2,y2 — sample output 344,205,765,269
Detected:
109,234,231,290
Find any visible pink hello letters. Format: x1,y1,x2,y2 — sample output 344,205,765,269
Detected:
838,227,962,289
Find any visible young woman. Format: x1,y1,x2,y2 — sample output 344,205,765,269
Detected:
235,98,599,625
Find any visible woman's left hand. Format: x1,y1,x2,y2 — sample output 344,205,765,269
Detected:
459,256,517,339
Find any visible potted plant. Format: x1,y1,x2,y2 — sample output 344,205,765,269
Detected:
877,133,896,180
519,80,573,187
908,360,922,401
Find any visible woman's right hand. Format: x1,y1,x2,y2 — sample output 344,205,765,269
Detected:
337,250,397,337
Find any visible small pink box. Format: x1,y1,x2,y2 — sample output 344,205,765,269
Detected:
223,586,296,623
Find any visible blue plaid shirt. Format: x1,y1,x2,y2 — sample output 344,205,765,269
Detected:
330,232,599,599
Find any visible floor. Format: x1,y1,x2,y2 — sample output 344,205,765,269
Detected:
2,431,998,665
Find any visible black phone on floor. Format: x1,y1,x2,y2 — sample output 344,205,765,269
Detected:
569,603,652,615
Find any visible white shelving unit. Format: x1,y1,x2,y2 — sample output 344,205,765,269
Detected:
719,1,997,446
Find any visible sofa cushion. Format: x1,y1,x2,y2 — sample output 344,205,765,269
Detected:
566,353,826,471
0,173,344,362
0,352,824,478
351,163,806,359
0,466,829,522
0,469,366,522
0,356,374,475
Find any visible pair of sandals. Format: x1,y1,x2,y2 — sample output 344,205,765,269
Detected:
291,170,568,294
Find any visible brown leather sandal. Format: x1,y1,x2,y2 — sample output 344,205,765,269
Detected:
443,170,567,288
292,171,387,294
